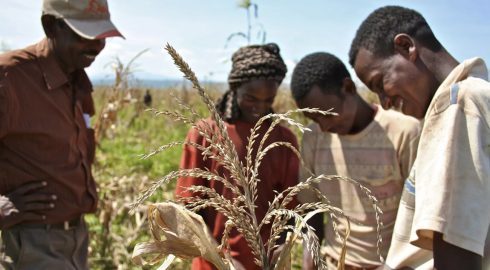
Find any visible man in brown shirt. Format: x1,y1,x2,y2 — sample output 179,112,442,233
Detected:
0,0,123,269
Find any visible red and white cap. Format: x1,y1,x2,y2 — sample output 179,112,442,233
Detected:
42,0,124,40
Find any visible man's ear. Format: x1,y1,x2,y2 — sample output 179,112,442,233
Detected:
41,15,58,38
341,77,357,95
394,34,418,62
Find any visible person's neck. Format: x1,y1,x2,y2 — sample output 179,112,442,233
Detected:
423,48,459,85
47,38,76,76
349,96,375,134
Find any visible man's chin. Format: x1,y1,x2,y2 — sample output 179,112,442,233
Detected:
76,62,94,70
78,56,98,69
401,106,425,119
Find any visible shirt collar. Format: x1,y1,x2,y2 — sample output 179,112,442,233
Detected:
425,57,488,118
35,38,93,93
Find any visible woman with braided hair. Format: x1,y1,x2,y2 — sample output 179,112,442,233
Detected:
175,43,299,270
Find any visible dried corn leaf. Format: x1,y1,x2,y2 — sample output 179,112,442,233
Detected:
132,202,234,270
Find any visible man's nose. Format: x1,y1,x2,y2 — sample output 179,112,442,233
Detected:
255,101,270,112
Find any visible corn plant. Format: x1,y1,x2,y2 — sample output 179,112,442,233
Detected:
225,0,266,47
130,44,384,270
93,49,149,142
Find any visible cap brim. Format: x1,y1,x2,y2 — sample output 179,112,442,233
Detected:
64,18,125,40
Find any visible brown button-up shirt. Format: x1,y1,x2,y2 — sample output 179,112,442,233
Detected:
0,39,98,224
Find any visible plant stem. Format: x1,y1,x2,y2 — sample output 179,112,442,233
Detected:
246,6,251,44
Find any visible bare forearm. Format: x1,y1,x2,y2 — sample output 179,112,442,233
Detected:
433,232,482,270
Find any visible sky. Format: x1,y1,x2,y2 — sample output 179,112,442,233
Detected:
1,0,490,84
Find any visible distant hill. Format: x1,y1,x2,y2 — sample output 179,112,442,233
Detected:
92,78,228,91
93,78,181,88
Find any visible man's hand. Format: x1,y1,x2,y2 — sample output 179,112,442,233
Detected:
0,181,57,229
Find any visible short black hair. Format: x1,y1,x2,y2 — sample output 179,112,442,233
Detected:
290,52,350,101
349,5,442,67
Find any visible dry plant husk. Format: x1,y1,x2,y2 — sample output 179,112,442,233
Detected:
131,43,384,270
94,49,148,142
132,202,234,270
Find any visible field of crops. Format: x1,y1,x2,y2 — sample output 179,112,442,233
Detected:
84,78,378,270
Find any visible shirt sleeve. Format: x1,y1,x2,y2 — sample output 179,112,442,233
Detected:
175,126,207,199
410,101,490,256
398,128,420,181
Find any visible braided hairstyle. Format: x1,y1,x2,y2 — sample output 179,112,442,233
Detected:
215,43,287,121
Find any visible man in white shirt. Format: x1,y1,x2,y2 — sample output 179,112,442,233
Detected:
350,5,489,270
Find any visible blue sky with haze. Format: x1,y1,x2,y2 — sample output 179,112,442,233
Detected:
1,0,489,84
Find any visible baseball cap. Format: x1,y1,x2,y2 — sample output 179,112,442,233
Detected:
42,0,124,40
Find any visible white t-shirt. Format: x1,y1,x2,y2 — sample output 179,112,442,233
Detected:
409,58,490,266
385,168,433,269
